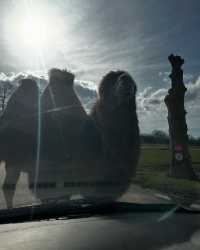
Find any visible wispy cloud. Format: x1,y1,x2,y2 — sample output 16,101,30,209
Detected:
136,75,200,136
0,71,97,112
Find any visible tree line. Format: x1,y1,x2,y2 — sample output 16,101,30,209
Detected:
141,130,200,146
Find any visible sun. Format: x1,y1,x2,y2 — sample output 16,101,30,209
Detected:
3,2,72,70
7,13,56,53
18,15,49,50
4,2,66,65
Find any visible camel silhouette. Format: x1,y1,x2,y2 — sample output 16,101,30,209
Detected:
0,69,140,208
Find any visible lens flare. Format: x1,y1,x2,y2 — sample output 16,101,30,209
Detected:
19,16,48,49
4,2,65,64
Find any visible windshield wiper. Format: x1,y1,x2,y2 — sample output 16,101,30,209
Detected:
0,199,200,225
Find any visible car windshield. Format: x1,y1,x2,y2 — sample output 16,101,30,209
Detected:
0,0,200,213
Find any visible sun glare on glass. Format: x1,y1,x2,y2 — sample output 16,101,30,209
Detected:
19,16,48,49
4,3,65,62
9,14,55,52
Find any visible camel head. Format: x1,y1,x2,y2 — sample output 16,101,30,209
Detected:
98,71,137,108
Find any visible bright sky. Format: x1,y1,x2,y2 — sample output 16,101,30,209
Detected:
1,0,200,136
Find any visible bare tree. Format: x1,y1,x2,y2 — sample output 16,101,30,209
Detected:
0,81,13,112
164,54,198,180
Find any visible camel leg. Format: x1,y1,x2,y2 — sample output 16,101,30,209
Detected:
27,167,36,197
2,162,21,209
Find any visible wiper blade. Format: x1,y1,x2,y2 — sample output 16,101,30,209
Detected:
0,201,199,225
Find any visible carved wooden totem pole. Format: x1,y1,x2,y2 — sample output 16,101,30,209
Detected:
164,54,197,180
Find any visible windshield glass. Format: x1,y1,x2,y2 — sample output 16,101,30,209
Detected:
0,0,200,212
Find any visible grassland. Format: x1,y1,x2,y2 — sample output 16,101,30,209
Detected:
134,144,200,204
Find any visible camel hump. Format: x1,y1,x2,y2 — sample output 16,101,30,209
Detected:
48,68,74,86
41,68,87,117
0,78,39,128
39,68,89,161
0,78,39,159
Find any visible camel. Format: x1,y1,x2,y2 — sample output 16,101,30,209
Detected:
0,69,140,208
0,70,91,207
81,71,140,202
0,79,39,208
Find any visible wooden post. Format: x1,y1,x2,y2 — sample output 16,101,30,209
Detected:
164,54,198,180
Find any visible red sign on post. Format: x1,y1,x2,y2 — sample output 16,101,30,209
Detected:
175,144,183,152
174,144,184,162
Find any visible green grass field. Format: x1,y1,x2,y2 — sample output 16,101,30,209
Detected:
134,144,200,203
138,144,200,168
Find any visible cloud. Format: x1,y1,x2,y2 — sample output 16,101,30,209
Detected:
0,71,199,136
137,76,200,112
136,75,200,136
185,76,200,102
0,71,97,112
74,80,97,112
0,71,48,88
136,87,167,115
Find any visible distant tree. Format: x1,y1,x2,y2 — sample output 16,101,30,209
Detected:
151,130,169,144
188,135,200,146
188,135,195,145
140,134,156,144
141,132,200,146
